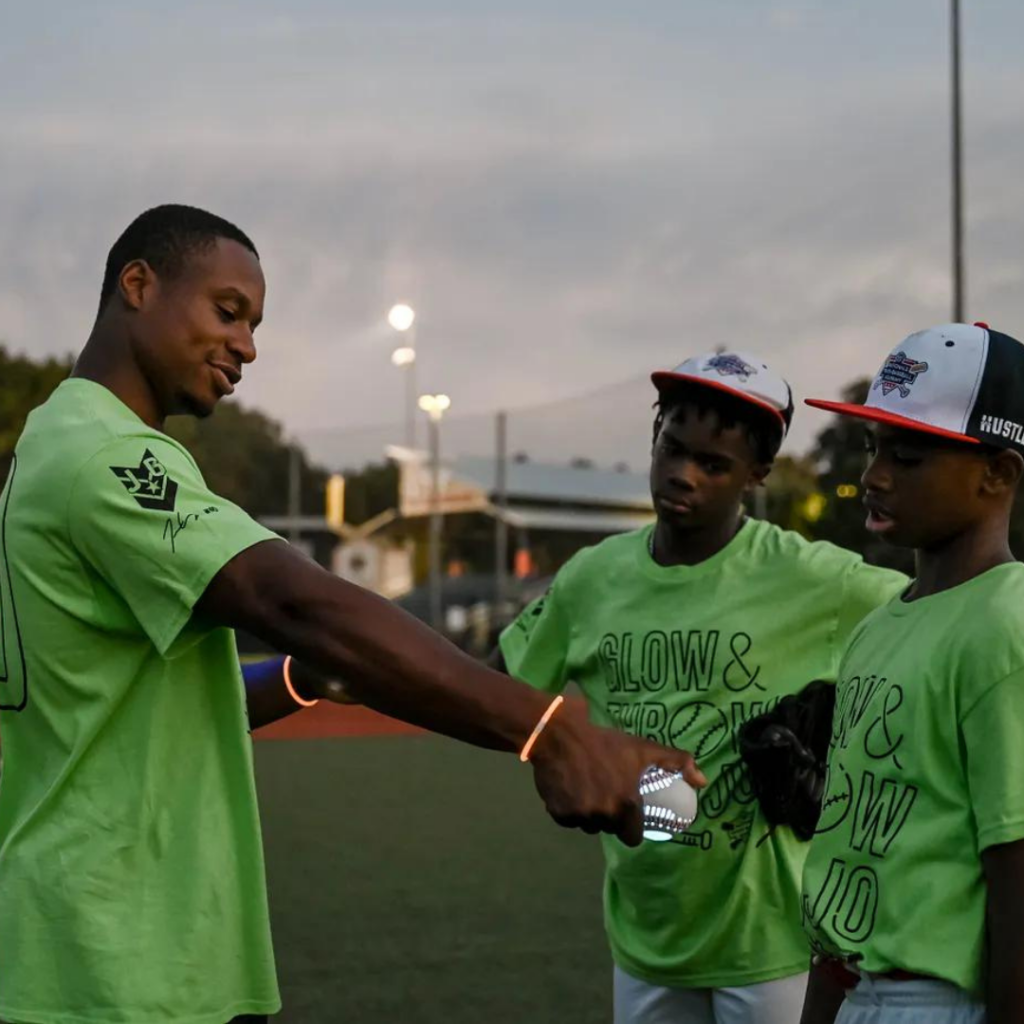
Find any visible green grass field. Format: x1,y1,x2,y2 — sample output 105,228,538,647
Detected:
255,735,610,1023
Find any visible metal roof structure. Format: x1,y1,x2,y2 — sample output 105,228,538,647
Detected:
451,455,652,510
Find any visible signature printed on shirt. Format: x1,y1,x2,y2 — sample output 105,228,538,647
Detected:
163,507,219,553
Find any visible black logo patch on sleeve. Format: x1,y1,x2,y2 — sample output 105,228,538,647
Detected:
110,449,179,511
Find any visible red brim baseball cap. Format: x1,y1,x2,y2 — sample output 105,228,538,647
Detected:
805,323,1024,452
651,351,794,435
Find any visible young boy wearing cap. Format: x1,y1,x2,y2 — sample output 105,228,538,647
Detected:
494,352,906,1024
799,323,1024,1024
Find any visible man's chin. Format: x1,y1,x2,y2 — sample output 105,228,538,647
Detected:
176,391,217,419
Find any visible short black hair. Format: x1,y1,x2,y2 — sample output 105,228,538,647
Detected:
652,382,785,464
97,204,258,316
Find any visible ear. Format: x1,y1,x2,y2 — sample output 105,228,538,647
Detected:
117,259,158,312
747,462,771,491
745,462,770,497
982,449,1024,497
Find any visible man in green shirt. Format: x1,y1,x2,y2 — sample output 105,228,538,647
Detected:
496,353,906,1023
800,323,1024,1024
0,205,703,1024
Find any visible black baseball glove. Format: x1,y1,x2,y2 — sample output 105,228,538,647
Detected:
737,680,835,841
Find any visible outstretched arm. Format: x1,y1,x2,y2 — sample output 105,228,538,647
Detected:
198,539,705,844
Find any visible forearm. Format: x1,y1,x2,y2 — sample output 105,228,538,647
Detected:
234,574,551,753
241,657,313,730
242,654,358,731
799,960,848,1024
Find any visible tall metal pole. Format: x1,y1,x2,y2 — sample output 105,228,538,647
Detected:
405,361,417,450
495,410,508,608
407,324,419,450
287,443,301,543
951,0,965,322
428,415,443,630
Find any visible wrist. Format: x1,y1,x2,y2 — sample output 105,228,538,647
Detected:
522,693,583,766
284,657,321,706
518,694,565,762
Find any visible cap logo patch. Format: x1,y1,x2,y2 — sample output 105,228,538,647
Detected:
705,354,757,381
873,351,929,399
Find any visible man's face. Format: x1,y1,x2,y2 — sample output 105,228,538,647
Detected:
130,238,265,418
861,424,993,549
650,404,768,533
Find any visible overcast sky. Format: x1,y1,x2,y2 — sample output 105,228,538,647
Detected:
3,0,1023,470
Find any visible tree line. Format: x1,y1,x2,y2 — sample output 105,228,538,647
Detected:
6,343,1024,574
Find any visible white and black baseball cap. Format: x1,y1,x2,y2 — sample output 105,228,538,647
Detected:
651,352,794,435
806,322,1024,453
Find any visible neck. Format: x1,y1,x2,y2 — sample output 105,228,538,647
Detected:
651,509,745,567
909,515,1014,599
72,322,164,429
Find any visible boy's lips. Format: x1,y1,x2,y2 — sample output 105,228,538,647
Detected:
658,495,697,515
864,497,897,534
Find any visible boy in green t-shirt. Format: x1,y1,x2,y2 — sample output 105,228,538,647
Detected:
800,323,1024,1024
496,353,906,1024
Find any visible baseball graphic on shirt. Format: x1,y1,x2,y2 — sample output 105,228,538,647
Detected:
669,700,730,759
815,759,854,835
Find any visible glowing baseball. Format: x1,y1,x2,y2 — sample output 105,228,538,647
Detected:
639,766,698,842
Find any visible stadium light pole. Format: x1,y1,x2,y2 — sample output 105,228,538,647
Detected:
287,442,301,543
950,0,965,322
495,410,509,610
388,304,417,449
419,393,451,630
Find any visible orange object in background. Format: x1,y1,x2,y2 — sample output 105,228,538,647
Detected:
514,548,534,579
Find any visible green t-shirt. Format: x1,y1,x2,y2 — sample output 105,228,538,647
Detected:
0,379,282,1023
801,563,1024,995
500,519,906,988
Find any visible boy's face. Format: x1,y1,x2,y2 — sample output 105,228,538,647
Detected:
861,424,995,549
650,404,768,533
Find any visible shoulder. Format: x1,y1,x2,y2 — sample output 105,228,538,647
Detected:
938,566,1024,710
552,527,647,592
960,565,1024,650
73,431,203,496
743,520,874,578
744,521,908,616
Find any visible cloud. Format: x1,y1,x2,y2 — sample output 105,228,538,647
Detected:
2,1,1023,471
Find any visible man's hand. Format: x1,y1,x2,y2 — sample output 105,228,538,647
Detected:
528,698,707,847
800,959,849,1024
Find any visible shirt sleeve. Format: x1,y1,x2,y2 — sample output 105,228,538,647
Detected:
68,435,279,656
498,580,573,695
963,667,1024,852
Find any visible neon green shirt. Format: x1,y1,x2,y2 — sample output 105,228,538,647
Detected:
0,379,281,1023
501,519,906,988
802,563,1024,995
